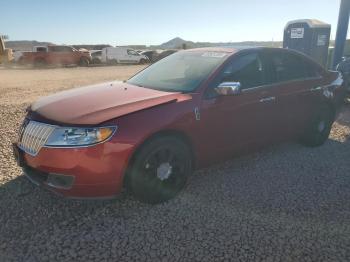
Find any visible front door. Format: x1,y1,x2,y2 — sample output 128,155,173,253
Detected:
198,51,280,165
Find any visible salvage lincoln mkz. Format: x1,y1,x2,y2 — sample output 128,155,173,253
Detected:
13,47,345,203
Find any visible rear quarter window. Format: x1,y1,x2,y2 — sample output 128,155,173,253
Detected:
268,51,320,83
50,46,73,52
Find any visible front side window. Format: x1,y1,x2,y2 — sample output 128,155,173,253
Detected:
127,51,228,92
303,59,322,78
127,50,139,56
218,52,264,90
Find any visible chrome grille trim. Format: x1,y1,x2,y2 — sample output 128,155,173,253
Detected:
18,121,56,156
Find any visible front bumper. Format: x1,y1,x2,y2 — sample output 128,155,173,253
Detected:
13,139,134,199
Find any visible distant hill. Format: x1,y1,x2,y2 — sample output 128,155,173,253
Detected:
5,37,285,52
159,37,194,49
5,40,53,51
157,37,282,49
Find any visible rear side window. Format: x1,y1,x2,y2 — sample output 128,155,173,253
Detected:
50,46,73,52
303,59,321,78
268,52,320,83
219,53,264,90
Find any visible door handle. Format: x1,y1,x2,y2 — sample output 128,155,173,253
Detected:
259,96,276,103
310,86,322,92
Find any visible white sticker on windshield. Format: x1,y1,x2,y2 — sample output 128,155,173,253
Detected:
201,52,227,58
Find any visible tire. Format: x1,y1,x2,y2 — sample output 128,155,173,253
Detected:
300,105,334,147
109,59,118,65
139,59,147,65
79,57,90,67
127,136,192,204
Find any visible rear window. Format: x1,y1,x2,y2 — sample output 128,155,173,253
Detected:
50,46,73,52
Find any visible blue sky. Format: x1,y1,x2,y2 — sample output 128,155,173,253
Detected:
1,0,343,45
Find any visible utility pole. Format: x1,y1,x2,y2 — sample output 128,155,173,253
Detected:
332,0,350,69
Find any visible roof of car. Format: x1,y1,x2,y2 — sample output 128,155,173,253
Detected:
183,46,311,54
183,47,238,53
183,46,285,54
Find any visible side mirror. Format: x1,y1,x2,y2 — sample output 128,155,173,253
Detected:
215,82,241,96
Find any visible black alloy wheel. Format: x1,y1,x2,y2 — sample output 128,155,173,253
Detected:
300,105,334,147
127,136,192,204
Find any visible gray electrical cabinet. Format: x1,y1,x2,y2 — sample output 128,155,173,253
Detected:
283,19,331,67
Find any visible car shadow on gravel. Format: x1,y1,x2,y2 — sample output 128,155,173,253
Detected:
1,136,350,261
1,136,349,219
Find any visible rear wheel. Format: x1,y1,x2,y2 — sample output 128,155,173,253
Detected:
110,59,118,65
300,105,334,147
127,136,192,204
92,57,101,64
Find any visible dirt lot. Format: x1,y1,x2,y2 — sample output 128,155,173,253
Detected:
1,66,350,261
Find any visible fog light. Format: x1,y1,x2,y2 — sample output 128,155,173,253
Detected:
46,173,75,189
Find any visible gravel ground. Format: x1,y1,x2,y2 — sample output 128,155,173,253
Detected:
1,66,350,261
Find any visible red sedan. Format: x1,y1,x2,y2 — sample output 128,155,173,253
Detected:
13,47,345,203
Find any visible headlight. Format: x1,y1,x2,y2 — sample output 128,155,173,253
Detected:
45,126,116,147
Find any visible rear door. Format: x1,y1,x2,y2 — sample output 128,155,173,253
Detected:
263,49,324,139
49,46,75,65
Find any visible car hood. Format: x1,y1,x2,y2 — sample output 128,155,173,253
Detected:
30,81,185,125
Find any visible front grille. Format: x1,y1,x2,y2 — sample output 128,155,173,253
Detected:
18,120,55,156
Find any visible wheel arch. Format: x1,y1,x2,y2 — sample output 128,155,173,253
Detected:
79,56,90,66
123,129,197,187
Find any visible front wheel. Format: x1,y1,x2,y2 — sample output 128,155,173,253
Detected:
139,58,147,65
127,136,192,204
300,105,335,147
79,57,90,67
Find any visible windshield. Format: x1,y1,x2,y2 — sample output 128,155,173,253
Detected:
127,51,229,92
